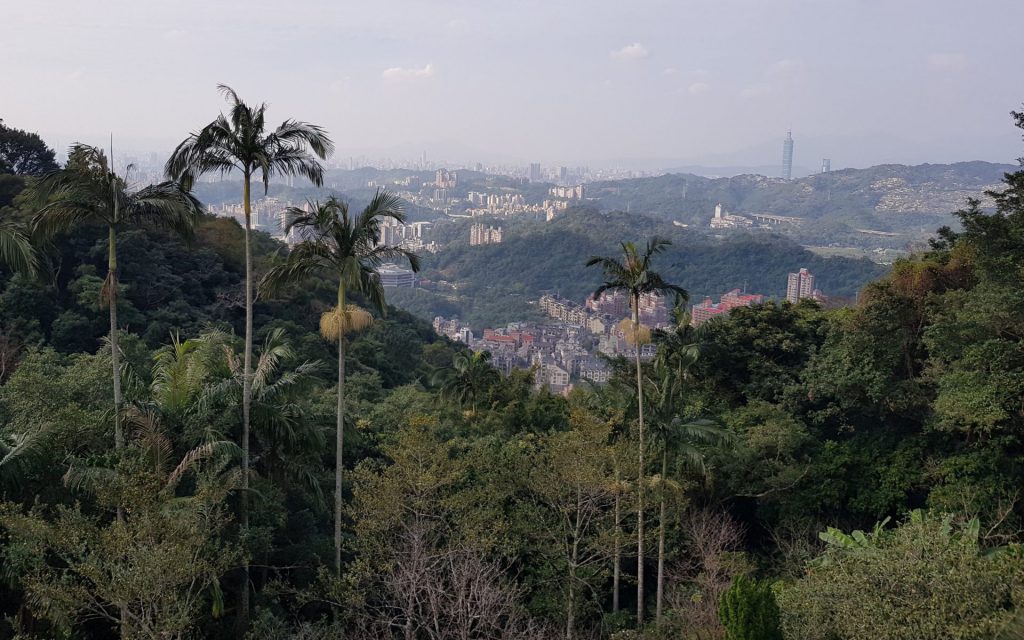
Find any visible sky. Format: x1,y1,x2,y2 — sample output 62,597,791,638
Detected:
4,0,1024,170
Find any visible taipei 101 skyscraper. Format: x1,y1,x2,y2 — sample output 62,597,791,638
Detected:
782,130,794,180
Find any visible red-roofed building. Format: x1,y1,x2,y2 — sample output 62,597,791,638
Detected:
691,289,765,326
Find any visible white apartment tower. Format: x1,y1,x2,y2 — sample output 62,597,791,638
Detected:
470,223,503,246
786,267,816,303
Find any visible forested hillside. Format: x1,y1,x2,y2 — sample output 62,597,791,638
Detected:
1,111,1023,640
395,210,886,329
589,161,1014,244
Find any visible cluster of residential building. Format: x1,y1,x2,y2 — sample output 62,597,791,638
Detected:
466,191,524,211
542,292,671,332
690,267,826,325
691,289,765,325
463,191,568,220
208,197,300,236
548,184,586,200
431,268,828,394
435,291,671,393
432,315,614,395
432,169,459,203
469,223,503,246
379,218,439,254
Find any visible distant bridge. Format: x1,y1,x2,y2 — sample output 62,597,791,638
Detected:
750,213,802,225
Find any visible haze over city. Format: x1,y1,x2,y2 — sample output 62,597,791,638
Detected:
5,0,1024,170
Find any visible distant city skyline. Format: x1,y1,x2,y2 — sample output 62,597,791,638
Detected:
5,1,1024,172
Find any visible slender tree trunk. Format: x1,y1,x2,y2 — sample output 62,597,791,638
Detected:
567,486,582,640
335,287,346,576
108,225,123,452
107,225,123,452
612,459,621,613
655,447,667,625
108,222,128,638
240,173,253,627
633,297,646,629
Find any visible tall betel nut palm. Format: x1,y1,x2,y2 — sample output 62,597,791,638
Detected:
165,84,332,615
261,192,420,575
32,144,201,451
586,237,686,626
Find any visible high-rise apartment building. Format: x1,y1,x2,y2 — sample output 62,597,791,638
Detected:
469,223,503,246
528,163,542,182
435,169,457,189
548,184,585,199
782,130,794,180
786,267,816,303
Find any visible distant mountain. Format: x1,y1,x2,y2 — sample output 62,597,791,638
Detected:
587,161,1016,237
394,209,886,330
662,165,817,179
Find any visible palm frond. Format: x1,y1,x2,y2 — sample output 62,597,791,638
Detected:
125,406,174,475
128,181,202,238
0,222,38,276
164,440,241,493
63,464,118,494
0,429,48,486
267,119,334,160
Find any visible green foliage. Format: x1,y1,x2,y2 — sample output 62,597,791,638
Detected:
718,575,783,640
0,120,58,178
415,209,884,330
5,106,1024,640
0,415,243,639
778,511,1024,640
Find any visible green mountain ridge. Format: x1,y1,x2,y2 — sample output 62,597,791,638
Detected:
394,209,886,329
587,161,1014,234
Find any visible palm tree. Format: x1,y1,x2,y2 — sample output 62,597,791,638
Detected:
648,308,730,624
586,238,686,626
581,379,634,614
434,350,501,413
199,328,325,490
166,84,332,615
31,144,201,451
59,406,241,639
261,192,419,575
647,390,725,625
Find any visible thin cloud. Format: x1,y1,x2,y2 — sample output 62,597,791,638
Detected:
927,52,967,72
688,82,710,95
447,18,470,32
768,58,805,77
610,43,649,61
382,64,435,82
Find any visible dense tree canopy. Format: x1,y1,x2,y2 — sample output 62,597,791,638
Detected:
2,111,1024,640
0,120,58,177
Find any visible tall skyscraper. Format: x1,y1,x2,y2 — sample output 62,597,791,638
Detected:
821,158,831,173
782,130,794,180
786,267,815,303
529,163,542,182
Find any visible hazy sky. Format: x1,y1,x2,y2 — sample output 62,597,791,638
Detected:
4,0,1023,169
